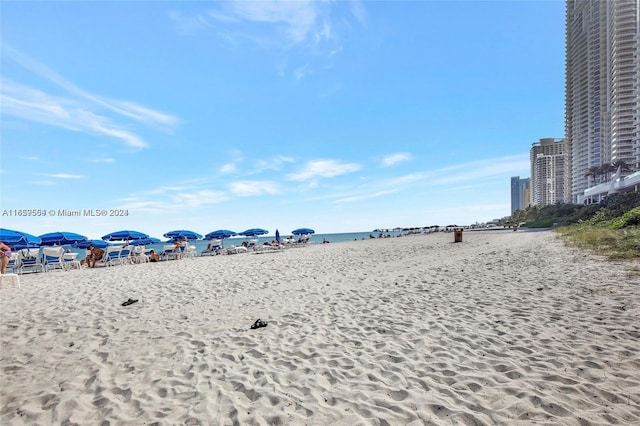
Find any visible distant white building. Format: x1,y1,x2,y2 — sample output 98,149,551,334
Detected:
530,138,566,206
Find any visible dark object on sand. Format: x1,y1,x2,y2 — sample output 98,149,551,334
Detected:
250,319,268,329
121,298,138,306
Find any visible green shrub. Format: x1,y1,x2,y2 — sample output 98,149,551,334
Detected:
610,206,640,229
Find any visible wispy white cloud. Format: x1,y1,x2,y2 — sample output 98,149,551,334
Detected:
89,157,116,164
2,83,149,149
287,159,361,181
171,189,227,207
349,0,368,28
381,152,413,167
324,154,529,205
333,189,399,204
229,180,280,196
217,1,323,45
220,163,238,174
254,155,295,172
1,44,179,149
167,10,211,34
45,173,84,179
170,1,366,80
148,185,192,195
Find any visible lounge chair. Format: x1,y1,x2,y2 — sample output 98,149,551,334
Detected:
43,247,66,271
103,246,123,267
225,245,247,255
118,248,133,265
6,253,20,274
201,239,222,256
184,245,197,258
132,246,148,263
160,245,182,261
62,252,81,270
18,248,44,274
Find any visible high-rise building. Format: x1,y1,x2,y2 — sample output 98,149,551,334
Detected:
510,176,531,213
565,0,639,203
531,138,566,206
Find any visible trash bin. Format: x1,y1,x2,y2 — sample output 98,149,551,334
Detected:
513,224,518,231
454,228,463,243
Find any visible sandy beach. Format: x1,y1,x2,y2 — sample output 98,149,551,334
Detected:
1,230,639,425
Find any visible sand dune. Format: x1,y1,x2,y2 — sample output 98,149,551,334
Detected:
1,230,639,425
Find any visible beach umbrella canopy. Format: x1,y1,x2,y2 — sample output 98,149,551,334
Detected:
204,230,237,240
38,231,88,246
163,230,202,240
75,239,111,249
275,229,281,243
0,228,42,249
128,237,161,246
102,230,149,241
239,228,268,237
292,228,315,235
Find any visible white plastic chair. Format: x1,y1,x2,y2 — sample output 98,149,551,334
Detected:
43,247,65,271
18,248,44,274
62,252,81,270
0,273,20,288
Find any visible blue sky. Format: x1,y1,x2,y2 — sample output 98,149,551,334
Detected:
1,1,565,239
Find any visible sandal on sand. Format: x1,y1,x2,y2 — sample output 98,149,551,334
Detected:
250,319,268,329
121,298,138,306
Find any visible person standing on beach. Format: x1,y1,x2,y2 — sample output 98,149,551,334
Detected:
0,242,12,274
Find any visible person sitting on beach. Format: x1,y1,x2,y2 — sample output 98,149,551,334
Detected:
86,244,105,268
149,250,160,262
0,242,12,274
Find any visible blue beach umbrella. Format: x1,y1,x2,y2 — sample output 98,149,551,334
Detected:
39,231,88,246
292,228,315,235
129,237,161,246
75,239,111,249
239,228,269,237
275,229,281,244
102,230,149,241
0,228,42,249
164,230,202,241
204,230,237,240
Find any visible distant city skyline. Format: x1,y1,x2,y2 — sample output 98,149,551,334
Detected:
1,1,565,238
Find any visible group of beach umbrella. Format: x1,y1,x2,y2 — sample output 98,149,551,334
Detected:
0,227,316,250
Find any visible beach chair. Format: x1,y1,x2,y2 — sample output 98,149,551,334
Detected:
118,248,133,265
246,239,259,251
6,252,20,274
201,239,222,256
184,245,197,258
0,273,20,288
18,248,44,274
225,245,247,255
103,246,123,267
159,245,175,261
132,246,148,263
43,247,65,271
62,252,81,270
